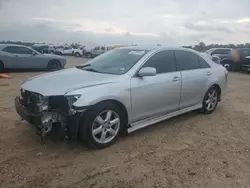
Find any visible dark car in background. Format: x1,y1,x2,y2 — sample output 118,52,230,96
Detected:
31,44,55,54
205,48,232,60
220,48,250,72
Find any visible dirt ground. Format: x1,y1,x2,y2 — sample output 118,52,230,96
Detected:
1,56,250,188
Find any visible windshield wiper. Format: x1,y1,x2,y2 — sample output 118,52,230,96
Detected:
81,67,100,73
76,64,100,73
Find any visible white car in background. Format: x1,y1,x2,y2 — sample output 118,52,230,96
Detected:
85,46,113,58
55,46,74,55
72,47,85,57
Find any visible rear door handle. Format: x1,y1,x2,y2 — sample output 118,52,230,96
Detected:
206,71,212,76
172,77,180,82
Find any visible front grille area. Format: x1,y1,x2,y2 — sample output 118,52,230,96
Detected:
21,90,41,113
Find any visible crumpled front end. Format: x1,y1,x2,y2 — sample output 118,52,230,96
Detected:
15,89,86,140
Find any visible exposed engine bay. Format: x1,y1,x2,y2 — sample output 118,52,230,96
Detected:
17,89,84,141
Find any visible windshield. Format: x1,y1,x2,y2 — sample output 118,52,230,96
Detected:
77,48,148,75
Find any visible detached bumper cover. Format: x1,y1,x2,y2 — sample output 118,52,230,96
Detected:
15,97,86,139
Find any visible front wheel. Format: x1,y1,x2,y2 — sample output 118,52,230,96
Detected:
75,52,81,57
79,102,125,149
201,86,219,114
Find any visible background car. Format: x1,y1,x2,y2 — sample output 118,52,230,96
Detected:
0,44,66,72
15,46,227,149
72,46,85,57
55,46,74,55
205,48,232,60
85,46,113,58
220,48,250,72
31,44,55,54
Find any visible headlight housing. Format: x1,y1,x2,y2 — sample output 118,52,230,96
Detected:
66,95,81,106
36,94,49,111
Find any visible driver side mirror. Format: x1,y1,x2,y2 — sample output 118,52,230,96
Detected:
138,67,157,77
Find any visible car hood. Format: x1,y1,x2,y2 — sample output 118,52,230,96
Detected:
21,67,119,96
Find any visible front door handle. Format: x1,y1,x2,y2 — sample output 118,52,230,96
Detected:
206,71,212,76
172,77,180,82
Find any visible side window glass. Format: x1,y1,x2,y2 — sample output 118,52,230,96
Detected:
198,56,210,68
221,49,230,54
16,47,33,54
142,50,176,74
2,46,15,53
211,49,219,55
175,50,200,71
94,47,100,50
101,47,105,50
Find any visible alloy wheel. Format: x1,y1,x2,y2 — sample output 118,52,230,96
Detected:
204,89,218,111
91,110,120,144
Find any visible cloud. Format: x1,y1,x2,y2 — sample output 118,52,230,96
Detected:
0,0,250,45
184,23,232,33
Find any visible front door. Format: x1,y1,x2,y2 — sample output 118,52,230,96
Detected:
130,50,181,122
175,50,211,109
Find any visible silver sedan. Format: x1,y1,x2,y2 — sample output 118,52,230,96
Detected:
15,46,228,149
0,44,66,72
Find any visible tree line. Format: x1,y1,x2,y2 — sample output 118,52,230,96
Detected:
1,40,250,52
183,42,250,52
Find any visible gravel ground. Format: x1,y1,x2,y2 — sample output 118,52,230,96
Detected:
1,56,250,188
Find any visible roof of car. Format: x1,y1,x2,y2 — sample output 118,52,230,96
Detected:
0,44,32,51
120,45,199,52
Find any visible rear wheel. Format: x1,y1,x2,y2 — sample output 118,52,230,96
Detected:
75,52,81,57
86,52,92,58
79,102,125,149
201,86,219,114
0,61,4,73
47,60,62,71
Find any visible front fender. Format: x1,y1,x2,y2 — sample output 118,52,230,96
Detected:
65,81,132,120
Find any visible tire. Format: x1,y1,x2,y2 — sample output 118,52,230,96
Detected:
75,52,81,57
0,61,4,73
200,86,219,114
47,60,62,71
86,52,92,58
79,102,125,149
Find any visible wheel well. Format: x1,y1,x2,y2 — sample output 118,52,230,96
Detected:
95,100,128,125
211,84,221,101
0,60,4,70
48,59,61,66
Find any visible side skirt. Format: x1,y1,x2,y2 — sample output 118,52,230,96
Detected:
127,104,202,133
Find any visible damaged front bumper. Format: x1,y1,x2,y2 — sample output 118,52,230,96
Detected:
15,97,86,140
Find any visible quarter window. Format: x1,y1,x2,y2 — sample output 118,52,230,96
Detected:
175,50,200,71
142,50,176,74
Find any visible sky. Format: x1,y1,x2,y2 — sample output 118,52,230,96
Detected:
0,0,250,46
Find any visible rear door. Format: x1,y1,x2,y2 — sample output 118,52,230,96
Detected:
92,47,101,56
175,50,211,109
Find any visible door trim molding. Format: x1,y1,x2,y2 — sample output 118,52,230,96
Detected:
127,104,202,133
